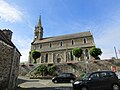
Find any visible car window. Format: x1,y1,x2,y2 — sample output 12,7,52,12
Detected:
109,72,116,77
100,72,108,78
90,73,100,79
59,74,66,77
115,72,120,79
66,74,70,77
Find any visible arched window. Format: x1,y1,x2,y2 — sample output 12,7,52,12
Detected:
83,38,87,44
57,58,61,63
40,44,42,48
41,55,44,63
70,51,73,61
72,40,74,45
60,41,63,46
50,43,52,47
45,54,48,63
85,49,89,59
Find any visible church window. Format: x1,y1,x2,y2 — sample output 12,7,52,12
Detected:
57,58,61,63
45,54,48,63
70,51,74,61
60,41,63,46
40,44,42,48
41,55,44,63
85,49,89,59
83,38,87,44
50,43,52,47
72,40,74,45
33,45,37,50
33,46,35,50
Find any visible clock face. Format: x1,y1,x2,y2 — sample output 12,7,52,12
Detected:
35,36,37,38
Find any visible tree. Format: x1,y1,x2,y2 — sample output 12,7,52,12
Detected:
90,47,102,60
48,65,57,76
72,48,83,61
36,64,47,76
31,50,41,63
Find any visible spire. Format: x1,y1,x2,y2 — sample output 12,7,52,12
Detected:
37,15,42,27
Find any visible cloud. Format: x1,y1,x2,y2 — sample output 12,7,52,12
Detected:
0,0,23,23
12,36,32,63
95,15,120,59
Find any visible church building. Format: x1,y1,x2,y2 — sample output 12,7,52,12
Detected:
29,17,95,65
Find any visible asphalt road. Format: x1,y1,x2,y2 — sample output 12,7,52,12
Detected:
17,87,73,90
17,76,73,90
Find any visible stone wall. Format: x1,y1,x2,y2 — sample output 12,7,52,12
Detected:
19,59,120,78
58,59,120,76
0,41,20,90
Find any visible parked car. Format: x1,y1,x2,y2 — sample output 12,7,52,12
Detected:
52,73,76,83
73,70,120,90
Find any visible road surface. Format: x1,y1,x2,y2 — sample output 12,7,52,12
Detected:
17,76,73,90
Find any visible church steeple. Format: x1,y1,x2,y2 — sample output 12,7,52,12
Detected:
37,16,42,27
34,16,43,40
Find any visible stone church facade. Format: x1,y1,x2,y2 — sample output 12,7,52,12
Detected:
29,17,95,65
0,29,21,90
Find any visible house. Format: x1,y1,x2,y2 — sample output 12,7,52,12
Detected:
0,29,21,90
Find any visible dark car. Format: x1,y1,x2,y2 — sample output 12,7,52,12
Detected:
73,70,120,90
52,73,76,83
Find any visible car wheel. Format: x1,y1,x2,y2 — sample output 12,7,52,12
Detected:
70,79,74,83
54,80,57,83
112,84,119,90
81,86,88,90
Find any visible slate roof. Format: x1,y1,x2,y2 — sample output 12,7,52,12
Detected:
0,30,15,47
32,31,92,44
0,30,21,55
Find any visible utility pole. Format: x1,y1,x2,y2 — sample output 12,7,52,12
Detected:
114,46,118,59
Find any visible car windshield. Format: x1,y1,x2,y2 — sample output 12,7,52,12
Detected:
76,73,91,80
82,73,91,80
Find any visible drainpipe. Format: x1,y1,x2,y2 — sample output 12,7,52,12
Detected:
8,47,16,90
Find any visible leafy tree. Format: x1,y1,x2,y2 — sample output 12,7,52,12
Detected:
90,47,102,60
31,50,41,63
36,64,47,76
72,48,83,61
48,65,57,76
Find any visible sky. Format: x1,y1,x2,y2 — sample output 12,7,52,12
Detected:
0,0,120,62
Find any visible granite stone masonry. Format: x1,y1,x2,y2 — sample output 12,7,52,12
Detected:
0,29,21,90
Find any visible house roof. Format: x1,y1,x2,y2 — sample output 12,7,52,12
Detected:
0,30,21,56
0,30,15,47
32,31,92,44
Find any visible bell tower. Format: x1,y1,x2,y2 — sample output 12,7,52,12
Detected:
34,16,43,40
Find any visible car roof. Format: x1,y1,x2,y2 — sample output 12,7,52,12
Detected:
60,73,74,74
89,70,114,74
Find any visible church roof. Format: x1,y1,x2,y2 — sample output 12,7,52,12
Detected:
33,31,92,44
0,30,21,55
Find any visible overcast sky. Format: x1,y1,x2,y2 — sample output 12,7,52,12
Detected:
0,0,120,62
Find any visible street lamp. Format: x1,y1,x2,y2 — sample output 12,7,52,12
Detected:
85,59,88,73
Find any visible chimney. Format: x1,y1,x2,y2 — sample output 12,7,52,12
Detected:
2,29,13,41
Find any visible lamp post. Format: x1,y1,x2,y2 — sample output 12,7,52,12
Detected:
85,58,88,73
85,50,89,73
